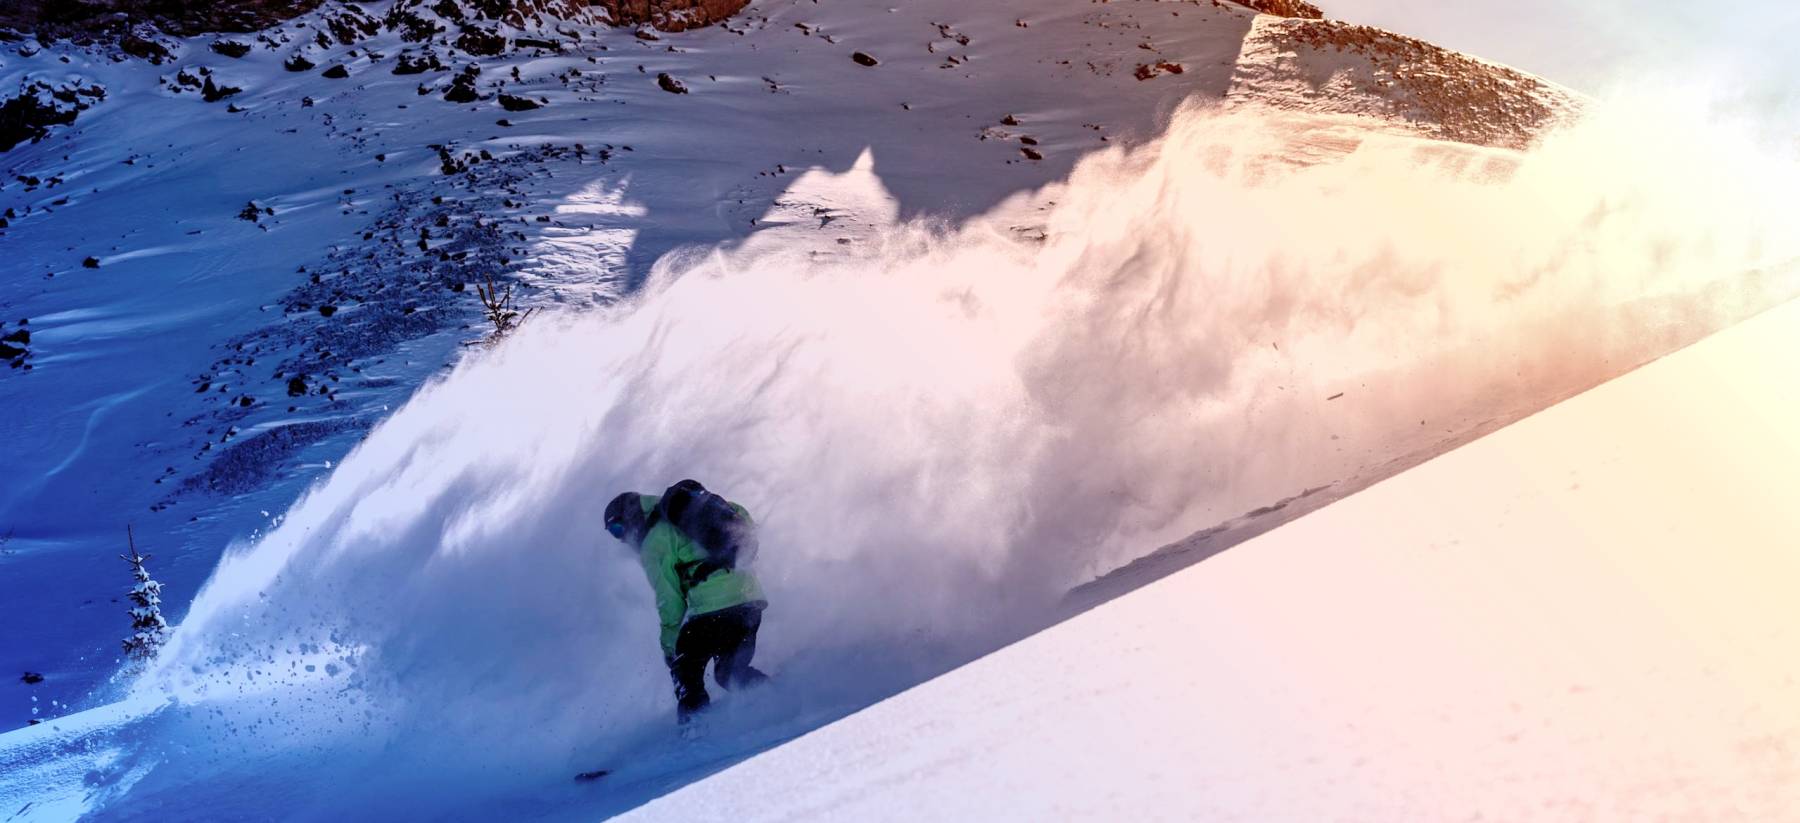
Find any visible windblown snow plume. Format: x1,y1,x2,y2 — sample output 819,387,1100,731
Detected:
129,96,1799,813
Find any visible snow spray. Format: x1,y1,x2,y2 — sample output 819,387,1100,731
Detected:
132,97,1800,806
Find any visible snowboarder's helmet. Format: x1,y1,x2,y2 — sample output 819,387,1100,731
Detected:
604,492,638,540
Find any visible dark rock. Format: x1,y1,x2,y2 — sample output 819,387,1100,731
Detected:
386,8,442,42
497,93,539,111
120,34,171,63
454,25,505,56
3,328,29,344
1133,61,1184,81
444,72,480,103
851,51,878,67
1020,147,1043,161
318,305,337,317
210,39,251,58
286,375,308,396
392,50,443,75
656,72,687,94
323,3,380,45
321,64,349,79
0,342,23,360
201,76,241,102
1,81,96,153
82,255,100,268
284,54,315,72
20,672,43,684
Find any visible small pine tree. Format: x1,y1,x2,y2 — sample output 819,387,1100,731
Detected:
120,525,168,662
474,272,533,341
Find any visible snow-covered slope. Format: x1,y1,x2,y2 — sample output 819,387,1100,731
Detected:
626,294,1800,823
2,0,1798,819
0,0,1604,730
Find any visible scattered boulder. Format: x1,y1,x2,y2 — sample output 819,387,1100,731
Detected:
851,51,878,67
317,305,337,317
210,39,251,58
201,76,241,102
284,53,316,72
287,375,308,396
19,672,43,684
443,65,481,102
454,25,505,56
120,34,172,63
81,255,100,268
392,50,444,75
1133,61,1185,81
321,64,350,79
656,72,688,94
497,93,540,111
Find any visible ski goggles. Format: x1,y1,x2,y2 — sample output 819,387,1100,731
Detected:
606,519,627,539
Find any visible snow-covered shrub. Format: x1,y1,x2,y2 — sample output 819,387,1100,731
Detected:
120,526,169,662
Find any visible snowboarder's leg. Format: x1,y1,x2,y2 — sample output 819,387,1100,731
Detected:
671,619,721,722
714,603,770,691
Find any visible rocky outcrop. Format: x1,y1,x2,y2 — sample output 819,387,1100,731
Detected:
0,0,324,40
3,0,749,59
1239,0,1324,20
1240,19,1580,150
0,80,105,152
593,0,750,32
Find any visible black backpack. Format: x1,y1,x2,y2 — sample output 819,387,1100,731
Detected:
653,479,756,585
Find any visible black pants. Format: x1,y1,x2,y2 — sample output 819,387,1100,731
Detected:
670,602,769,722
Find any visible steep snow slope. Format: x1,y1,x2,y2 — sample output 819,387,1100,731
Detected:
626,294,1800,823
1,0,1798,818
0,0,1603,729
0,0,1296,723
4,100,1797,820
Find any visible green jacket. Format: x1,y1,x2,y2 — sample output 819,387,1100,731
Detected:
636,494,766,656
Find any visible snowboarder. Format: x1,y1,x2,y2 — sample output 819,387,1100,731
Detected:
605,480,770,724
